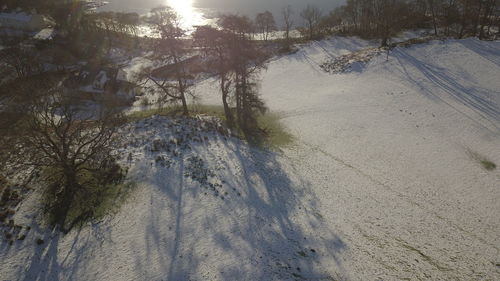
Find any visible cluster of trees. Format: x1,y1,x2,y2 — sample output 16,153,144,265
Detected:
198,15,267,130
23,86,123,232
252,5,339,41
335,0,500,42
63,10,143,56
83,12,141,37
140,7,192,116
255,11,277,41
245,5,339,41
0,69,124,232
1,5,270,230
137,7,268,131
0,30,126,231
246,1,500,43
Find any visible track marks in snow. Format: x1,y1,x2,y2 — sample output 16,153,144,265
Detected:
295,140,500,251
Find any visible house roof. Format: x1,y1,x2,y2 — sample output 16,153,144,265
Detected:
34,28,55,40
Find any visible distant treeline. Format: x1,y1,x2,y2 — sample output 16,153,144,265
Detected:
3,0,499,44
331,0,499,42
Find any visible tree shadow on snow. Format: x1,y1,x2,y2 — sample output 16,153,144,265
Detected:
5,118,346,280
391,47,500,132
219,142,347,280
133,134,347,280
14,222,101,281
458,39,500,67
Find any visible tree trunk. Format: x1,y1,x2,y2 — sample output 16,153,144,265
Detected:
458,1,469,39
309,23,314,40
472,1,482,37
235,74,242,126
221,78,233,126
54,169,78,232
180,89,189,116
430,0,439,36
381,37,388,47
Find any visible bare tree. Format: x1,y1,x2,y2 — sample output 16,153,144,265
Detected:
342,0,360,31
427,0,441,36
330,0,498,40
226,26,267,129
372,0,409,46
300,4,323,40
282,4,294,41
114,12,140,36
318,10,342,36
217,14,254,39
0,46,44,79
458,0,473,38
478,0,497,39
195,15,267,130
13,80,123,232
255,11,277,41
193,25,234,125
0,74,60,173
143,6,191,115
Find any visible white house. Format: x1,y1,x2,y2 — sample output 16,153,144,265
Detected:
0,11,54,31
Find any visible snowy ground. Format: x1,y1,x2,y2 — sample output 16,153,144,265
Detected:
1,36,499,280
199,35,500,279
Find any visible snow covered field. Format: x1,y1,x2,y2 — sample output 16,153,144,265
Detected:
1,36,499,280
198,36,500,280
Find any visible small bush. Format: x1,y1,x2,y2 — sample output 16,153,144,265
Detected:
255,112,293,148
480,160,496,171
467,149,497,171
42,162,133,232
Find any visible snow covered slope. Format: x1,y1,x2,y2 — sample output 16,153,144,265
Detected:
1,36,499,280
200,36,500,280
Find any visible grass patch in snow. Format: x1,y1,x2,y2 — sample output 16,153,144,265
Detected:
480,160,496,171
59,180,136,229
127,105,293,149
79,180,136,224
254,112,294,149
41,166,135,231
467,149,497,171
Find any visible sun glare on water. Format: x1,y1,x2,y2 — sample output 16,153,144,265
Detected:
165,0,205,30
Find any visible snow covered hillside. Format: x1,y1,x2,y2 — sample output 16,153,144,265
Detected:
200,36,500,279
1,36,499,280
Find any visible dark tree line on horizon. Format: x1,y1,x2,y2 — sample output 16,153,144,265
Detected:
3,0,499,44
331,0,500,44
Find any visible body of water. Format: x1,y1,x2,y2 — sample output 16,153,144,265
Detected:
98,0,345,29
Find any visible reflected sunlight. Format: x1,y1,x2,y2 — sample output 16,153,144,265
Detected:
165,0,205,30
